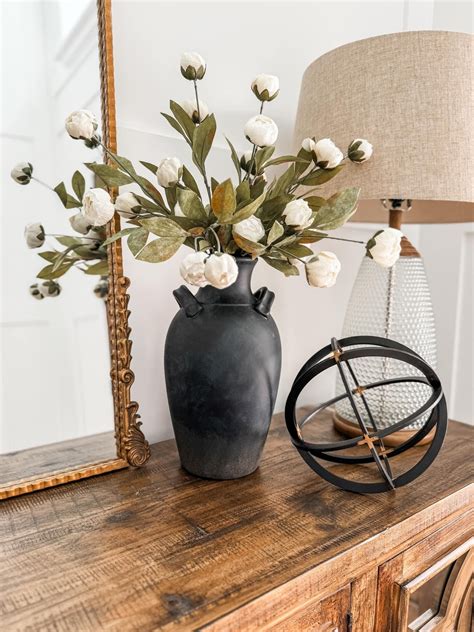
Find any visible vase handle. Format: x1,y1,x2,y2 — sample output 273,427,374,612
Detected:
173,286,203,318
253,287,275,317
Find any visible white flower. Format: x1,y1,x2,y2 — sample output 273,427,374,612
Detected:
81,188,115,226
305,251,341,288
11,162,33,185
204,253,238,289
38,280,61,298
233,216,265,242
24,223,45,248
301,138,316,153
244,115,278,147
181,98,209,123
29,283,44,300
348,138,373,163
156,157,183,188
368,228,402,268
115,192,140,219
314,138,343,169
251,74,280,101
69,213,91,234
282,199,313,230
180,251,209,287
180,51,206,80
65,110,98,141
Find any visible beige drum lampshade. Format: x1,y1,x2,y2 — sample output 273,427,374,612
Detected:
293,31,474,223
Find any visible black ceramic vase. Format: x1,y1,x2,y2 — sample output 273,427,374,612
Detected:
164,257,281,480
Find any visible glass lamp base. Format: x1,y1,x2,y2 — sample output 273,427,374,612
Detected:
335,254,437,434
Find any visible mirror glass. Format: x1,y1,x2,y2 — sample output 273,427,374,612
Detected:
1,0,116,491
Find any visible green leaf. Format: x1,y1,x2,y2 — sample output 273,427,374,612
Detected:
133,194,164,212
299,230,328,244
53,182,82,209
161,112,190,145
267,221,284,245
133,174,165,207
84,163,133,187
295,147,312,177
254,146,275,173
140,161,158,175
71,171,86,200
139,217,187,238
182,166,201,197
262,256,299,276
312,187,360,230
300,164,345,187
38,251,59,262
271,164,296,197
236,180,250,205
136,236,184,263
109,153,137,175
103,227,137,246
305,196,326,211
84,260,109,275
211,178,236,222
211,177,219,193
280,243,314,258
232,232,266,258
192,114,216,172
225,137,242,183
264,155,306,168
230,191,266,224
257,194,293,224
37,261,73,280
170,100,195,143
56,236,82,247
176,188,207,222
165,186,177,211
128,227,148,256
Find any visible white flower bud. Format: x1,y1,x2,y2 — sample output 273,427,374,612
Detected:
301,138,316,153
156,157,183,188
244,115,278,147
367,228,402,268
233,216,265,242
180,52,206,80
305,251,341,288
24,223,45,249
115,192,141,219
181,98,209,123
39,280,61,297
251,74,279,101
11,162,33,185
348,138,373,163
180,251,209,287
314,138,343,169
81,188,115,227
204,253,238,289
29,283,44,300
65,110,98,144
282,199,313,230
69,213,91,235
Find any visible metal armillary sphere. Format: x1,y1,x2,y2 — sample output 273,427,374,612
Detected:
285,336,447,493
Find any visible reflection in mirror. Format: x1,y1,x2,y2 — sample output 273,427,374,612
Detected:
1,0,116,491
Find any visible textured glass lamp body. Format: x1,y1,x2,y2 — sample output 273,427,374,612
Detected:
335,255,437,430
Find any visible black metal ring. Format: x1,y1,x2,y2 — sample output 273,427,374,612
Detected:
285,336,448,493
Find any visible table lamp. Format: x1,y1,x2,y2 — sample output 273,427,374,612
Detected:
294,31,473,445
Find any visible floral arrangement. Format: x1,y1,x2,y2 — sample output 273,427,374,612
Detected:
12,51,402,299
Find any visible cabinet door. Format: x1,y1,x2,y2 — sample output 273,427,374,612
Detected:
375,512,473,632
267,585,351,631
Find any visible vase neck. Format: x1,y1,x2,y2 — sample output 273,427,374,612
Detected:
197,257,256,304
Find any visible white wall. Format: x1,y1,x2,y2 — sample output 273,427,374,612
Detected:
112,0,473,443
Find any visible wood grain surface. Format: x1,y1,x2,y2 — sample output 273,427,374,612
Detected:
0,410,472,631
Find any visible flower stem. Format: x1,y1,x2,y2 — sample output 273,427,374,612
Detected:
32,176,54,191
274,246,306,264
207,226,221,253
324,235,364,244
192,80,212,205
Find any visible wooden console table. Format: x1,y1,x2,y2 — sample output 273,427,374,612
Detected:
1,411,473,631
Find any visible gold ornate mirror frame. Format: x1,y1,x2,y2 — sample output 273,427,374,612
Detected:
0,0,150,500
